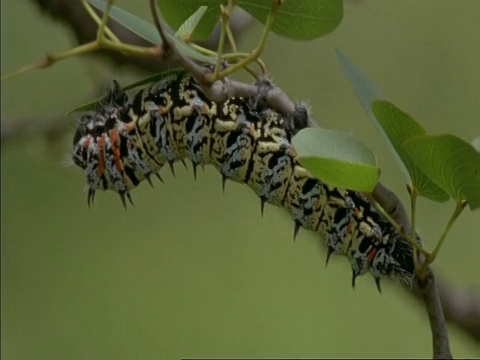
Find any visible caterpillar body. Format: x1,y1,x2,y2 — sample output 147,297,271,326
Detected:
72,71,414,290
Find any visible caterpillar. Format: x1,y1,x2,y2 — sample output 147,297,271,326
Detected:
72,70,414,290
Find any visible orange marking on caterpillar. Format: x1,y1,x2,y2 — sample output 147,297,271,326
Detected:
124,123,135,133
82,136,91,149
367,247,378,265
97,135,106,177
354,208,362,218
346,219,354,236
109,129,124,173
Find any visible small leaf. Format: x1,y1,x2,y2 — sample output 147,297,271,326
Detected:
372,100,450,203
66,69,186,115
472,137,480,152
175,6,209,40
336,49,397,162
403,134,480,210
292,128,380,192
157,0,222,40
89,0,161,44
239,0,343,40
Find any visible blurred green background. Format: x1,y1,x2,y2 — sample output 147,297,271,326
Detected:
2,0,480,358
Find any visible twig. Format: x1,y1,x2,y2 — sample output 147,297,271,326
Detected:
417,270,453,359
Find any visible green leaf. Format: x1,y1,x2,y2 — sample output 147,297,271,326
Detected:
89,0,214,63
472,137,480,152
175,6,209,40
239,0,343,40
372,100,450,203
336,49,396,160
403,134,480,210
89,0,161,44
66,69,186,115
336,49,449,203
157,0,222,40
292,128,380,192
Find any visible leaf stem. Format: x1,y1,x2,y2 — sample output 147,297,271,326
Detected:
188,43,218,56
1,42,98,81
81,0,120,43
212,0,280,80
422,200,466,272
408,185,424,274
223,0,263,78
97,0,114,41
213,5,228,79
408,185,417,241
225,0,238,52
99,38,161,57
1,38,160,81
223,53,267,77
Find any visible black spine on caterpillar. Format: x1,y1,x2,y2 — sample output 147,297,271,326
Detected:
72,71,414,290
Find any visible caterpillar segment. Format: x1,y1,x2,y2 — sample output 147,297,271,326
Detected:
72,71,415,289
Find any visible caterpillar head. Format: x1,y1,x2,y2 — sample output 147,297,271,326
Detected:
72,81,135,207
73,80,130,157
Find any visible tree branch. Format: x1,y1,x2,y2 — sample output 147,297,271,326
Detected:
418,271,452,359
